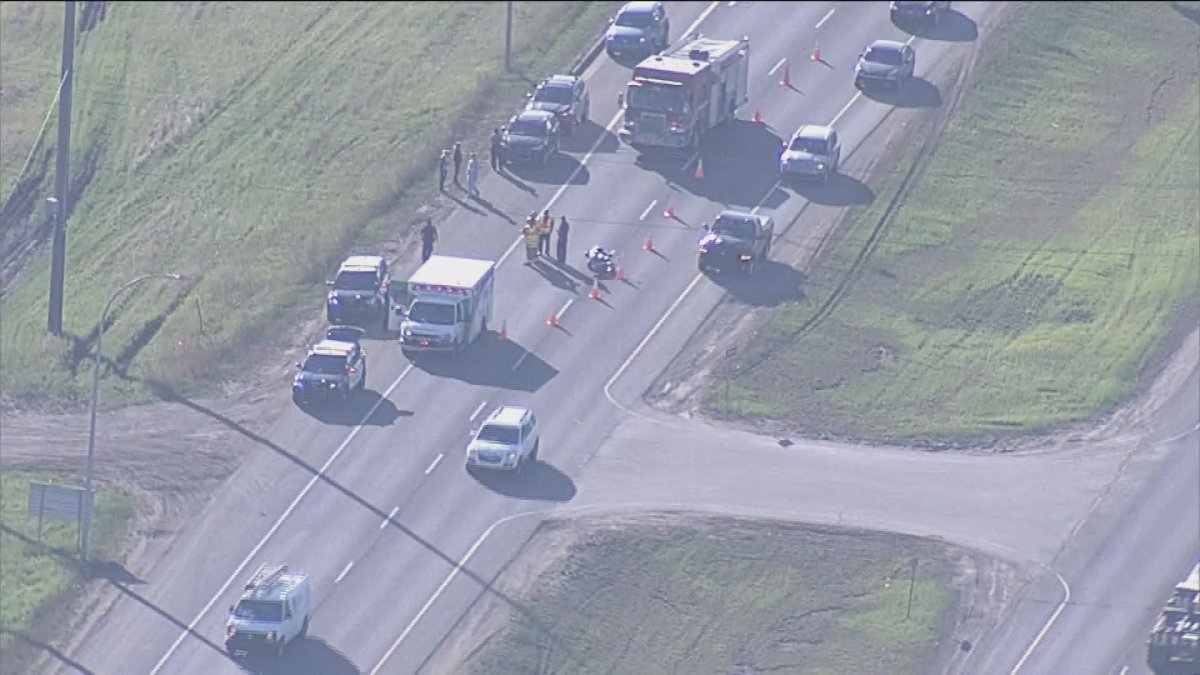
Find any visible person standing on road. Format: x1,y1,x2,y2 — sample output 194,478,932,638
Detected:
452,142,463,184
437,149,449,191
555,215,570,265
489,128,504,172
537,209,553,256
522,220,540,264
466,153,480,198
420,219,438,263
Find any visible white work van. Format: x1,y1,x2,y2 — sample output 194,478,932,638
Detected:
393,255,496,355
225,564,312,659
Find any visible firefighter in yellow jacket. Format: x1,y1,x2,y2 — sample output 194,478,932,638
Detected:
522,214,540,264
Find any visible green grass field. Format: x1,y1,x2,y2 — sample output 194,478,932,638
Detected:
0,1,617,409
0,471,132,650
711,1,1200,442
463,520,956,675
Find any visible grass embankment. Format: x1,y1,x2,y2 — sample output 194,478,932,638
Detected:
712,1,1200,441
464,520,956,675
0,472,132,651
0,1,617,409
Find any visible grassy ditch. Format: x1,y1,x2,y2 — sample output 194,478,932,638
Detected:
0,1,618,409
710,1,1200,441
0,471,133,652
463,520,957,675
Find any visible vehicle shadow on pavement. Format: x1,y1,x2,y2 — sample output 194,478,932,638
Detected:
705,260,807,307
650,120,788,212
298,389,412,427
467,461,577,502
135,378,572,658
894,10,979,42
787,172,876,207
505,152,590,186
564,120,620,154
862,78,943,108
238,637,357,675
1173,1,1200,27
408,332,558,392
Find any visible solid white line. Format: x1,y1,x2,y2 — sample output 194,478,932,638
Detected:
1008,571,1072,674
149,364,416,674
1119,667,1129,675
557,298,574,320
424,453,444,475
494,0,721,271
379,506,399,529
468,401,487,421
815,8,835,29
334,561,354,584
639,200,657,221
768,57,786,77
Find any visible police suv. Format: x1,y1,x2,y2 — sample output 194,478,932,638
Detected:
325,255,391,328
292,326,367,406
225,564,312,659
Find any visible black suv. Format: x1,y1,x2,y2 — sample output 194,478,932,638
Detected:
890,1,951,27
697,210,775,276
501,110,561,167
525,75,590,135
292,326,367,406
325,255,390,328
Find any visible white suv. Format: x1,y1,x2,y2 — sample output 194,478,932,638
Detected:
465,406,541,471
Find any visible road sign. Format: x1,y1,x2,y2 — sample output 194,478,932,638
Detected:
27,481,90,523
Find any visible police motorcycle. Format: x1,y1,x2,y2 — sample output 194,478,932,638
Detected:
584,245,617,279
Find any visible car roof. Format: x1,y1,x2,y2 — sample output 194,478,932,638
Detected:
541,75,577,87
514,109,556,123
868,39,906,52
340,255,383,270
310,339,355,356
793,124,834,140
484,405,531,427
621,1,660,14
717,209,762,223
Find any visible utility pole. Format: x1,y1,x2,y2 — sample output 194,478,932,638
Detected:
504,1,514,71
47,0,76,336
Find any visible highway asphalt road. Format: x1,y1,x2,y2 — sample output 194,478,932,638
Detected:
50,2,1197,675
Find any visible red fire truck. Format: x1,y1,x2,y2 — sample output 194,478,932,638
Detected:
619,35,750,152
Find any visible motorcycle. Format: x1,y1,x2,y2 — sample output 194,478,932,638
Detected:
584,246,617,279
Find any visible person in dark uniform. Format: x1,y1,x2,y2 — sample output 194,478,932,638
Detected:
555,215,570,265
489,128,503,171
420,219,438,262
452,142,463,184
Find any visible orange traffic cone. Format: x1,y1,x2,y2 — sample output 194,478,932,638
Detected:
811,43,821,62
546,311,559,327
643,235,655,252
616,266,626,282
753,109,763,124
663,201,676,219
694,158,705,181
780,64,791,87
499,320,508,340
588,279,601,300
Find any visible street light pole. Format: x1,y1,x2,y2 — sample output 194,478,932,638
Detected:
81,272,183,563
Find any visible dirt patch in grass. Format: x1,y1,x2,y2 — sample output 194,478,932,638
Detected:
654,1,1200,446
0,471,134,673
0,1,619,412
432,514,1015,675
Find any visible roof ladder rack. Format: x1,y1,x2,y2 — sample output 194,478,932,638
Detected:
245,564,288,590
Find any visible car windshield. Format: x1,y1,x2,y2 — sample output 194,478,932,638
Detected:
789,136,828,154
476,424,520,445
712,216,757,240
627,84,686,114
407,301,456,325
864,46,903,66
508,118,547,137
533,85,573,105
614,10,652,28
233,599,283,622
334,270,376,291
302,353,345,375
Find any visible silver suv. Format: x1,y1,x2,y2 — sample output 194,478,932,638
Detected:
465,406,541,471
780,125,841,182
